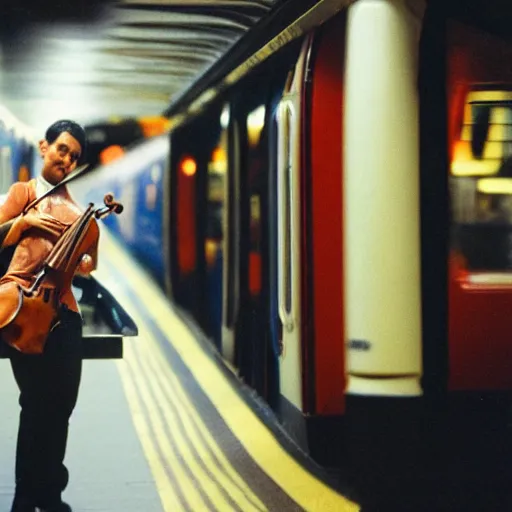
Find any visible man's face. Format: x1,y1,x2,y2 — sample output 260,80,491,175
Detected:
39,131,82,185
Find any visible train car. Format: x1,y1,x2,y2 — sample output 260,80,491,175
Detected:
72,134,170,289
74,0,512,506
0,105,37,191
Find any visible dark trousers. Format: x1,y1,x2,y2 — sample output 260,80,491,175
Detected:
8,308,82,508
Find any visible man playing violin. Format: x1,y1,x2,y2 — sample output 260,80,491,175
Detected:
0,120,98,512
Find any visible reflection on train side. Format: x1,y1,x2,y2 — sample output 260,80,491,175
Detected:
448,64,512,391
451,90,512,272
205,121,227,348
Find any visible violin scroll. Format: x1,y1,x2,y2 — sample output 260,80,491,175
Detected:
95,193,123,219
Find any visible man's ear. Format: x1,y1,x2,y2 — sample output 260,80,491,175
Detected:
39,139,48,157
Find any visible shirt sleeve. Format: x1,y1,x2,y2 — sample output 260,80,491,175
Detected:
0,182,31,223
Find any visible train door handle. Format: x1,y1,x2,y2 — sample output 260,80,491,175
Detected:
277,100,298,334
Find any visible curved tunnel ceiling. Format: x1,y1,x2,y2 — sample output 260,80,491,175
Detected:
4,0,510,137
0,0,280,135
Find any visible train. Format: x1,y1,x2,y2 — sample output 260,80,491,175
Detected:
70,0,512,506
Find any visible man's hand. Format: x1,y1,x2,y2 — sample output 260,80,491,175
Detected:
17,210,66,238
1,210,66,247
76,254,94,275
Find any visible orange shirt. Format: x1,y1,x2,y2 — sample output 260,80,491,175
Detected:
0,179,99,313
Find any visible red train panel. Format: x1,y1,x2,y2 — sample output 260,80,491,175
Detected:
308,16,346,414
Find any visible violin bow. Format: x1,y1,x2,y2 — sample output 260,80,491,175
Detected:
23,163,91,214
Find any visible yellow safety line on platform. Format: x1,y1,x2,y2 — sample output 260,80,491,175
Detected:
140,333,267,511
96,231,360,512
116,356,186,512
123,342,211,510
106,274,266,511
131,330,264,512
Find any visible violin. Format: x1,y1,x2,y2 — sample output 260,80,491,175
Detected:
0,193,123,354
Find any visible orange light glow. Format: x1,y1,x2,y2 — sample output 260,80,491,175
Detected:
100,145,125,165
180,156,197,177
139,116,172,137
212,147,226,163
453,139,472,162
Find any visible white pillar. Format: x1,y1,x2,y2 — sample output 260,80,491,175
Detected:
344,0,425,396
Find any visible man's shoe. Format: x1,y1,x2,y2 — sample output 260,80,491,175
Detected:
35,502,72,512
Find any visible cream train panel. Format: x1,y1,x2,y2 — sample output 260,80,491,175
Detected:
344,0,424,396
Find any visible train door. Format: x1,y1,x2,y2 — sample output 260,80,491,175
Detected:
446,21,512,390
222,74,275,394
221,50,298,402
275,37,311,420
274,14,347,457
266,82,291,410
169,105,225,337
237,90,270,392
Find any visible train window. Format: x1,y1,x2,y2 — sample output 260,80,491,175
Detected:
205,111,228,266
246,104,266,296
450,93,512,271
207,134,227,244
448,21,512,274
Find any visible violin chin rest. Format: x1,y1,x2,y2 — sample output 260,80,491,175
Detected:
0,281,23,329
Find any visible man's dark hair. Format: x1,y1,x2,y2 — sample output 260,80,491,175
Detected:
45,120,87,162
